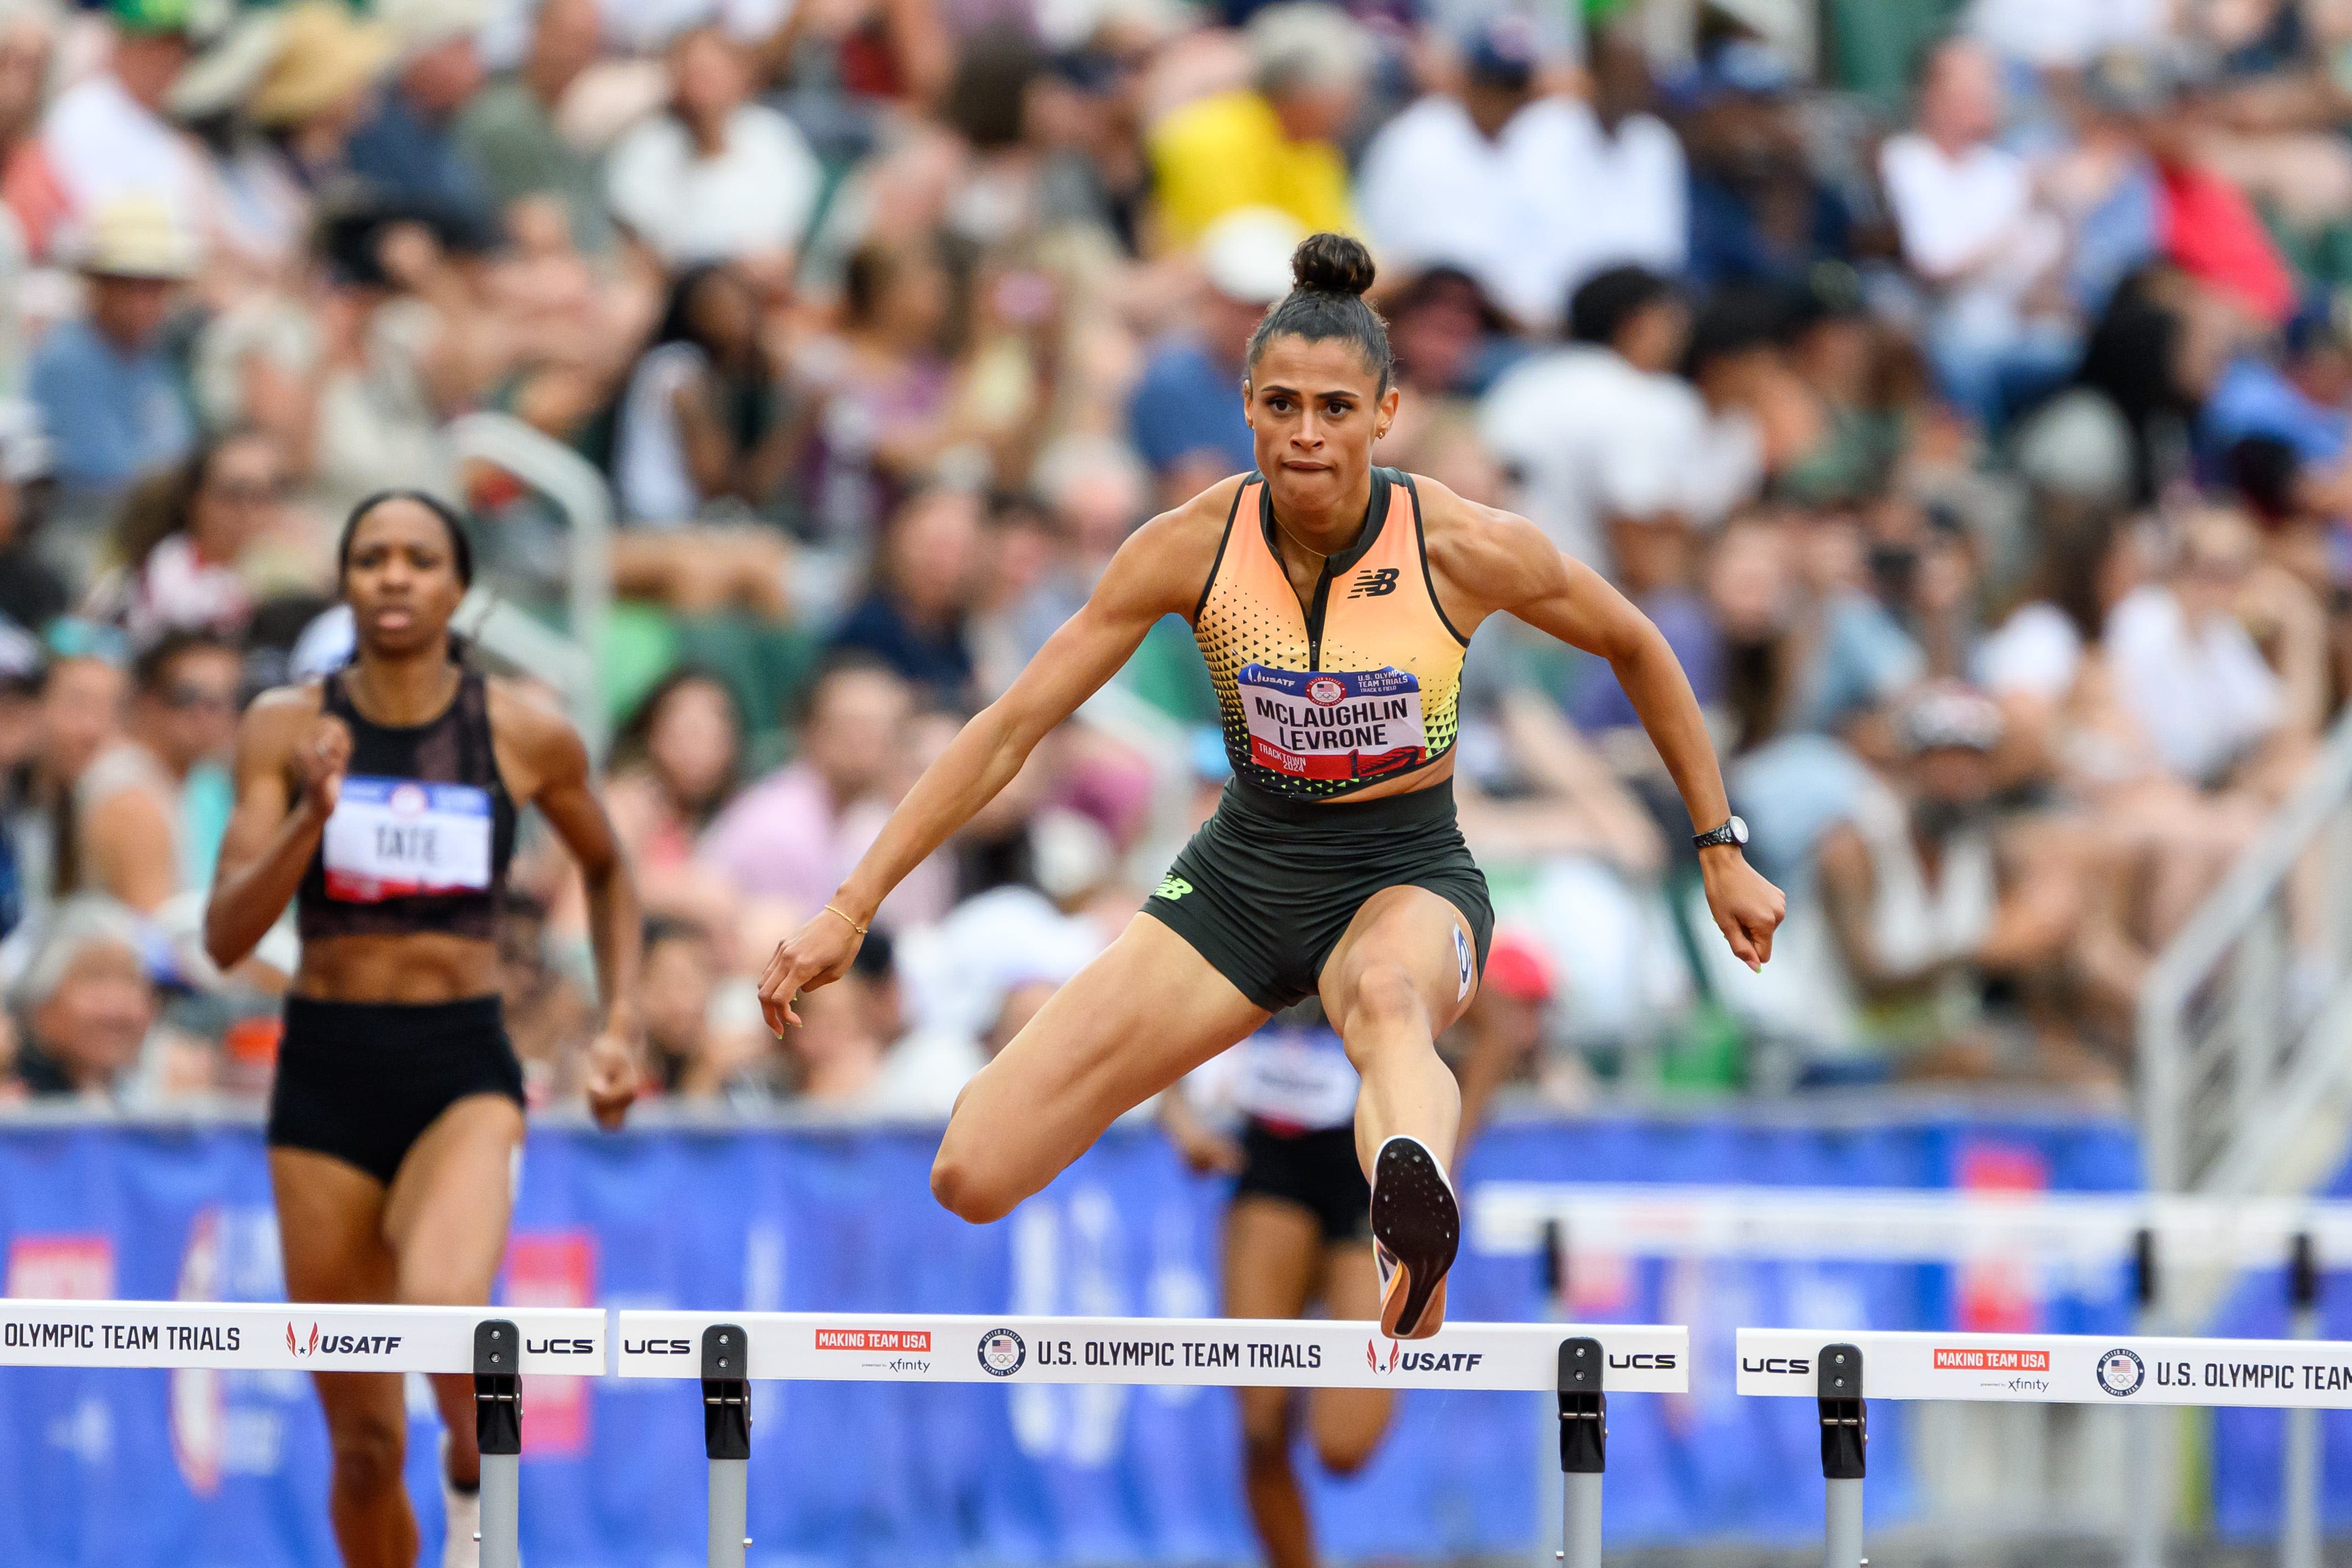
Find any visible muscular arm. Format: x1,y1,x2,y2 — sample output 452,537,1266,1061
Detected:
495,685,645,1126
832,486,1226,924
1422,478,1784,966
203,691,329,971
760,480,1234,1029
500,693,641,1034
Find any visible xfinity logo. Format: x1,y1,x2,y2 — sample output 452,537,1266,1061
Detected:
623,1337,693,1355
528,1337,597,1355
1742,1355,1812,1376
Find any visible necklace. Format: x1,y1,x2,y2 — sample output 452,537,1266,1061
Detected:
1273,518,1329,566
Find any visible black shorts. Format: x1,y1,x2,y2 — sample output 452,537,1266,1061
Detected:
1143,778,1493,1012
267,994,525,1187
1234,1121,1371,1244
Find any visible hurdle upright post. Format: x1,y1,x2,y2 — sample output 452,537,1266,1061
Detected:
703,1324,753,1568
1817,1343,1864,1568
473,1319,523,1568
2124,1224,2164,1568
1557,1336,1604,1568
2282,1232,2322,1568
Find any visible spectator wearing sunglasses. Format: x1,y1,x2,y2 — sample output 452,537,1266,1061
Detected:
90,429,291,644
73,629,240,914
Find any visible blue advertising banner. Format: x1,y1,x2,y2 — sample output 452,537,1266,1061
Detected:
0,1112,2144,1566
2209,1143,2352,1540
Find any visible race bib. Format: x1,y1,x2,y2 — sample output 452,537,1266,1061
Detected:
1233,1024,1360,1132
1237,664,1426,782
322,776,493,902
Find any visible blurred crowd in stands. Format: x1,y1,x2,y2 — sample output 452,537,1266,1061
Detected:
1,0,2348,1114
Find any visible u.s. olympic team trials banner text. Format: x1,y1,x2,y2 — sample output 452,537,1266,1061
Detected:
0,1113,2146,1567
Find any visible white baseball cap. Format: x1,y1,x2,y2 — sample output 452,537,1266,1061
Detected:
1200,206,1304,306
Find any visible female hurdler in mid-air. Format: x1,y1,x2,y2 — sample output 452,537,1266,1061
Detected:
759,233,1783,1338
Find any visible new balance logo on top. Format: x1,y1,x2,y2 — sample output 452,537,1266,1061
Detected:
1155,875,1194,901
1347,568,1399,599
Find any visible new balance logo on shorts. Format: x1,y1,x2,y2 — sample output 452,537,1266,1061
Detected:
1347,567,1399,599
1155,875,1194,901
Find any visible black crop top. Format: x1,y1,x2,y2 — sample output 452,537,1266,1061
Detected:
296,669,517,943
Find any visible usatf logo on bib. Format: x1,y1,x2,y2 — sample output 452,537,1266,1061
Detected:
322,776,494,902
1235,663,1427,783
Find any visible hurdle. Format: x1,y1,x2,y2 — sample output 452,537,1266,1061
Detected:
0,1297,606,1568
1480,1183,2342,1563
1739,1325,2352,1568
616,1311,1687,1568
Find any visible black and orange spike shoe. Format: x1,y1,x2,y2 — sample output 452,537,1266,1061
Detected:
1371,1135,1458,1340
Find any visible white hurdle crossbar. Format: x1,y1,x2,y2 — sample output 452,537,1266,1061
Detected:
0,1299,606,1568
1739,1326,2352,1568
617,1311,1687,1568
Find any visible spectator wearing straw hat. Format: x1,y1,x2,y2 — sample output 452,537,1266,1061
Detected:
244,2,397,178
28,195,196,500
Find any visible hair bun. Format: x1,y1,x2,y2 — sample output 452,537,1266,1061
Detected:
1291,232,1376,299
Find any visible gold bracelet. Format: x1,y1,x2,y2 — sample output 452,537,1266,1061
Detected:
822,902,870,936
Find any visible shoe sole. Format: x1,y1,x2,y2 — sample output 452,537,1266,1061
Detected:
1371,1137,1458,1340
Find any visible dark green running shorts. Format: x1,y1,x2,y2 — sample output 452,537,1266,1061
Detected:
1142,778,1493,1012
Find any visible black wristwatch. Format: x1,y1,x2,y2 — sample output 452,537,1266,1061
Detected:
1693,816,1749,852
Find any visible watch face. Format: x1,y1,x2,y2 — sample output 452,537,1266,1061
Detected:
1730,816,1749,846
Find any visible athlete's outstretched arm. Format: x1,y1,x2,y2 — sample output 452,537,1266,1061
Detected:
1432,494,1785,968
204,691,346,970
502,690,645,1128
756,490,1226,1033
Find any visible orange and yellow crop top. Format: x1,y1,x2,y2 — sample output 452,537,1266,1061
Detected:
1192,468,1470,800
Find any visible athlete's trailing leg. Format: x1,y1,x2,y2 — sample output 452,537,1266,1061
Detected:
1319,885,1478,1338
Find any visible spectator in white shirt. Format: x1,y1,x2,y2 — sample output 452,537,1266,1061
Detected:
1478,264,1759,577
37,0,206,249
1358,20,1681,334
605,23,823,276
1560,28,1687,291
1355,17,1586,332
2105,508,2300,788
1879,36,2073,426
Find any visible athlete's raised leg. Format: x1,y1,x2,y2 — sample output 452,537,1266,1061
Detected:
382,1092,524,1522
1224,1198,1324,1568
273,1150,411,1568
1318,885,1479,1337
931,915,1269,1223
1318,885,1475,1173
